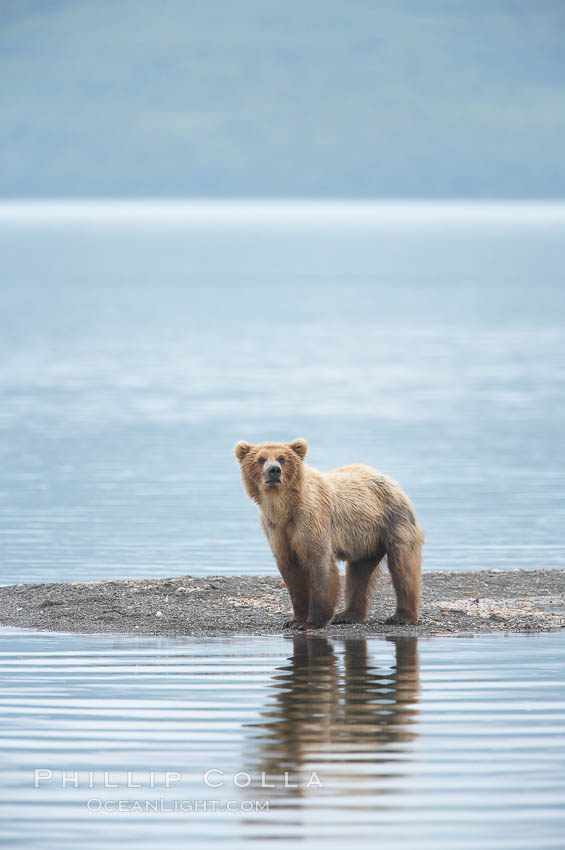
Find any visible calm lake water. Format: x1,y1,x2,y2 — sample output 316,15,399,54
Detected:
1,203,564,848
1,629,564,849
1,201,564,584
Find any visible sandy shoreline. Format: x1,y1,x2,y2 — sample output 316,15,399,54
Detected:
1,569,564,637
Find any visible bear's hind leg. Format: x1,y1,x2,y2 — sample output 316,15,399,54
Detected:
332,553,384,624
385,543,421,625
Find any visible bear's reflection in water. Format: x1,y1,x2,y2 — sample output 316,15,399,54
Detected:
243,636,420,804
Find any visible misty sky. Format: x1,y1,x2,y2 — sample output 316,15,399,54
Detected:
1,0,564,198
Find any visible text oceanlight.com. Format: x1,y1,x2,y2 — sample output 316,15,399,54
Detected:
86,799,269,813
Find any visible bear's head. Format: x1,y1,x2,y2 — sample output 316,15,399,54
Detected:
234,438,307,499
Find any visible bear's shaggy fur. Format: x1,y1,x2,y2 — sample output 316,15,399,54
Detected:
235,438,424,631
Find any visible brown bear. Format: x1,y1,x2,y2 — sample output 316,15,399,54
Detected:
235,438,424,631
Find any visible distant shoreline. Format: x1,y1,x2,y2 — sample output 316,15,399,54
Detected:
1,569,564,638
2,198,565,227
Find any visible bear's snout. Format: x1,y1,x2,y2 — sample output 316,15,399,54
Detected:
264,462,282,487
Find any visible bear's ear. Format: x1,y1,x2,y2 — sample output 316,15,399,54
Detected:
234,441,253,462
289,438,308,460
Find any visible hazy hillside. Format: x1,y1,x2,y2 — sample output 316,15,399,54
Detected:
1,0,564,197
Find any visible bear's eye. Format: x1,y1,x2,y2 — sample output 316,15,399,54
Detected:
258,457,266,467
277,456,286,465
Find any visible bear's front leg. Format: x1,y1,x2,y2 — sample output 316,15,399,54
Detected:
275,560,310,630
294,549,340,631
261,518,310,630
